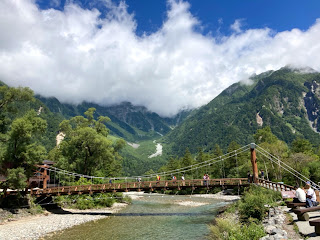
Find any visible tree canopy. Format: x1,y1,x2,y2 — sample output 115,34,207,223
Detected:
50,108,125,177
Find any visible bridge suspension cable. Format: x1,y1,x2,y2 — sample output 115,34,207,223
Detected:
36,143,319,191
132,144,251,179
255,144,320,190
38,144,251,183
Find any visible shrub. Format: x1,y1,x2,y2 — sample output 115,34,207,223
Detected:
238,185,281,222
53,192,129,209
209,217,265,240
75,196,95,210
93,193,115,207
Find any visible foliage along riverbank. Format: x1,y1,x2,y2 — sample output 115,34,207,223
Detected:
208,185,285,240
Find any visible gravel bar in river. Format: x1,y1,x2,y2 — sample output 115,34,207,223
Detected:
0,203,127,240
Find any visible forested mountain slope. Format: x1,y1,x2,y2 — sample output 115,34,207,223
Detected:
164,67,320,155
36,96,190,142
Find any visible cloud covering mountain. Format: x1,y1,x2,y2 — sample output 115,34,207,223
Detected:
1,0,320,116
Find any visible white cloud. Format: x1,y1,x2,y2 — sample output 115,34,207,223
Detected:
0,0,320,117
230,19,244,33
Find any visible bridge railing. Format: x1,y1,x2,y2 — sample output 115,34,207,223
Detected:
257,178,294,191
30,178,249,196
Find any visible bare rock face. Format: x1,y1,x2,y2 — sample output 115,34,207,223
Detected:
304,81,320,132
37,106,43,115
56,132,65,146
256,112,263,127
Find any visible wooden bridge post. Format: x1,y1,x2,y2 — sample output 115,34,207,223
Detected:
250,143,259,184
43,167,48,189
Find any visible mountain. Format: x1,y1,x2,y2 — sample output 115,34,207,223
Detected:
34,96,192,175
2,80,193,175
164,67,320,155
35,96,191,142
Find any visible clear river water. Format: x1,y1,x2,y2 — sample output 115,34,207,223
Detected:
46,194,228,240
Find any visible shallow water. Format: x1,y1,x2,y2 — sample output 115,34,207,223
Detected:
47,194,228,240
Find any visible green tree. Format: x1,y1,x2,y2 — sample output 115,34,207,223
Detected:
0,85,33,135
51,108,125,177
6,167,28,190
180,148,194,167
166,156,181,172
210,144,224,178
291,137,313,154
254,127,289,181
0,111,47,195
180,148,195,179
195,148,208,178
253,126,278,144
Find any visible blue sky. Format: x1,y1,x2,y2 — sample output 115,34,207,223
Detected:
1,0,320,116
36,0,320,35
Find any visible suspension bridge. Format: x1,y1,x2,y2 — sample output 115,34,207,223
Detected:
7,143,320,196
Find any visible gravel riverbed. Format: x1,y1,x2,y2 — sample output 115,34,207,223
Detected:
0,191,239,240
0,203,127,240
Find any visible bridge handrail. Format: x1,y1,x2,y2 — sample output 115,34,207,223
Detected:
30,178,249,196
257,178,294,191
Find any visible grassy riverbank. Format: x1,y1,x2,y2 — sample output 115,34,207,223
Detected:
208,185,282,240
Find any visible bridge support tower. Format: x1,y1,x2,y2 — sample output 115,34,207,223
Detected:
250,143,258,183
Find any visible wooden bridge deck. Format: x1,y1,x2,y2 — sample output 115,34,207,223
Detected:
30,178,249,196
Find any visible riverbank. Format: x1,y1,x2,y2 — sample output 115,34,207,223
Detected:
0,191,240,240
0,203,127,240
207,185,304,240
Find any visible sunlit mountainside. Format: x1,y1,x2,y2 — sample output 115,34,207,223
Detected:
164,67,320,155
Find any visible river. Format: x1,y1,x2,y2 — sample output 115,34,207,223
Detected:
46,194,229,240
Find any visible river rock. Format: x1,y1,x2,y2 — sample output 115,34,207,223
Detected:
260,207,289,240
265,225,277,234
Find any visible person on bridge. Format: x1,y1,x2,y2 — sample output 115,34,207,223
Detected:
172,175,177,183
203,174,207,186
206,174,210,186
247,171,252,183
181,175,185,186
260,169,265,180
293,184,306,203
156,175,160,184
305,182,318,207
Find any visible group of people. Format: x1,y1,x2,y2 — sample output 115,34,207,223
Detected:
247,169,265,183
136,175,186,183
294,181,319,208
